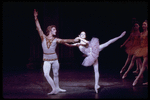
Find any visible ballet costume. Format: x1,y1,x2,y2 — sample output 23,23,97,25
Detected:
134,31,148,57
124,32,141,55
79,37,100,67
42,37,66,94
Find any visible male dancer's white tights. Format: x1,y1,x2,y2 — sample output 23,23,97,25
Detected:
43,60,66,94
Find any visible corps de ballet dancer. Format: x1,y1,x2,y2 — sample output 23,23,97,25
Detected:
120,19,142,75
34,9,79,95
65,31,126,93
122,20,148,86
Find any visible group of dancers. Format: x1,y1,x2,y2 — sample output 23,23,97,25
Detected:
120,19,148,86
34,9,147,94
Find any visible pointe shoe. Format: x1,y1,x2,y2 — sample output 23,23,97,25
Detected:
120,31,126,38
132,80,138,86
120,68,126,74
122,73,127,79
95,85,100,93
120,70,124,74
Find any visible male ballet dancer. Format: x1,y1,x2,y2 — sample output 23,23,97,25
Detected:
34,9,78,95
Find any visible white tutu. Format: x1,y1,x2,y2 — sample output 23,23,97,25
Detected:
81,37,100,67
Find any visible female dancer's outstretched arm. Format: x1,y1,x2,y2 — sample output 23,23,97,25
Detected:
64,37,88,47
120,33,132,48
99,31,126,52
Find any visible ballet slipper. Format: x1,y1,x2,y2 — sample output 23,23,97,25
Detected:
47,89,59,95
95,85,100,93
122,73,128,79
132,79,138,86
59,88,66,92
120,68,126,74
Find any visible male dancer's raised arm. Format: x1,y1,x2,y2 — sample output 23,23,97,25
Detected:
34,9,45,41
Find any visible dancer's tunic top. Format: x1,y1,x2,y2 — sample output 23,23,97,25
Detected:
125,32,141,55
134,31,148,57
42,37,58,61
79,37,100,67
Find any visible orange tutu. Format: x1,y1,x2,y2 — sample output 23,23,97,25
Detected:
134,31,148,57
125,35,141,55
134,47,148,57
125,46,140,55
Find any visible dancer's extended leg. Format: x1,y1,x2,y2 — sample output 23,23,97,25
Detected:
133,57,142,74
133,57,148,86
52,60,66,93
93,59,100,93
99,31,126,52
43,61,57,95
120,55,132,74
122,55,137,79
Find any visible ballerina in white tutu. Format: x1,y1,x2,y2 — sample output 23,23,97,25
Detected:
65,31,126,93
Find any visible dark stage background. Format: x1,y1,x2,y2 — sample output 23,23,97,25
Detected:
3,2,148,73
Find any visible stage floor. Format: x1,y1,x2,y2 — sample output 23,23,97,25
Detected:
3,67,148,99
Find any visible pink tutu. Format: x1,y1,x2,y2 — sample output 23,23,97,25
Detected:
82,37,100,67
